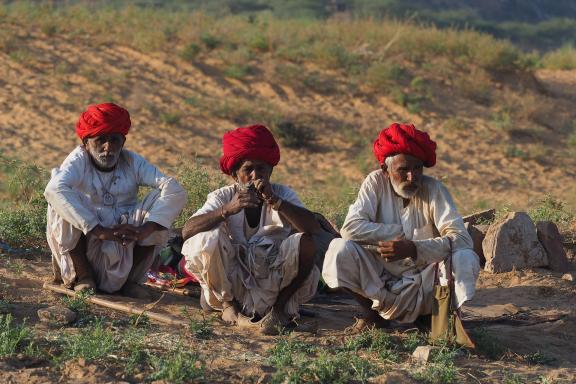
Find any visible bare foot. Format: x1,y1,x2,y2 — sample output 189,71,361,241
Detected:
221,301,239,325
74,277,96,292
260,308,291,336
121,282,153,300
345,310,390,334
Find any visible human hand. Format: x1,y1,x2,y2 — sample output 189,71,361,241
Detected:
253,178,275,201
134,222,163,242
90,224,139,246
377,237,417,262
224,188,261,216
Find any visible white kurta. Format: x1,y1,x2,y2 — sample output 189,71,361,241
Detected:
44,146,187,293
322,170,480,323
181,183,320,318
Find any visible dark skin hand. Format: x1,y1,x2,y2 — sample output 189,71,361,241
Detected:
377,237,417,262
90,222,164,246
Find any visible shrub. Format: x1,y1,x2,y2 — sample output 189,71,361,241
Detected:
59,319,118,361
274,120,316,149
179,43,201,62
542,44,576,70
174,162,227,228
528,195,574,229
0,314,34,357
149,343,205,383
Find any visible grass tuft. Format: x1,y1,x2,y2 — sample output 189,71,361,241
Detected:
0,314,34,357
149,343,205,384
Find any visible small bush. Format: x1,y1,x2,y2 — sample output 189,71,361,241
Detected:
179,43,201,62
59,319,118,361
60,289,94,315
160,111,181,126
0,314,33,357
364,62,406,89
200,33,221,50
149,343,205,383
542,44,576,70
0,201,47,248
274,120,316,149
528,195,574,229
174,162,227,228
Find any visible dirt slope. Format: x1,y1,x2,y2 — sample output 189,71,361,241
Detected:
0,21,575,213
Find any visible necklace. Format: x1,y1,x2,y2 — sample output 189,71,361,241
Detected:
94,168,117,207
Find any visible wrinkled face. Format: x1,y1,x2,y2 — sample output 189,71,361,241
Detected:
233,159,273,186
383,153,424,199
84,133,125,170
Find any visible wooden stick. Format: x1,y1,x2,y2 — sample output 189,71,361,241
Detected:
144,282,200,298
43,282,189,327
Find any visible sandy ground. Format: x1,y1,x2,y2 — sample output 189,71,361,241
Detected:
0,249,575,383
0,22,575,213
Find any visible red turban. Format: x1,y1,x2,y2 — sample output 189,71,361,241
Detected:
219,125,280,175
373,123,437,167
76,103,131,140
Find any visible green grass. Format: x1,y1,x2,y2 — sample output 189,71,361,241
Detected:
528,195,574,230
148,343,205,383
60,289,94,315
58,319,118,361
0,314,34,357
411,343,461,384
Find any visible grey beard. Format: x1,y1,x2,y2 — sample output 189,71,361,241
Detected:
88,148,120,169
390,178,418,199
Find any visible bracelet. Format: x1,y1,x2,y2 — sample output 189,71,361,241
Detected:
220,206,227,220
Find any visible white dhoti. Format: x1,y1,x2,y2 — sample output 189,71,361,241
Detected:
47,190,169,293
182,226,320,318
322,238,479,323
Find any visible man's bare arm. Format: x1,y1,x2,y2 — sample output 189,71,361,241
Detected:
274,200,321,234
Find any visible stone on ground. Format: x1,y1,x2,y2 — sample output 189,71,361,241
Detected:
536,221,570,273
37,305,76,326
482,212,548,273
465,222,486,265
412,345,435,364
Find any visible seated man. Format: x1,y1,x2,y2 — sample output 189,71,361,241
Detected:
181,125,328,335
45,103,187,299
323,123,480,330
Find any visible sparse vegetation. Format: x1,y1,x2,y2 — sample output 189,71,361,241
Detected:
0,314,34,357
528,196,574,230
148,343,205,383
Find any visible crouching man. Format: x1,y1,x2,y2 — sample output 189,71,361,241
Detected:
181,125,329,335
322,123,480,330
45,103,187,299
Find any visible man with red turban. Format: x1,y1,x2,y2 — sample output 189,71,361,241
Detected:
44,103,187,299
323,123,480,331
181,125,335,335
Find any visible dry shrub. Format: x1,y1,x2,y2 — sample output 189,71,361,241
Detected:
542,44,576,70
453,68,492,104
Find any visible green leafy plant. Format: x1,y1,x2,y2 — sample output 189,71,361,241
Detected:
149,343,205,383
0,314,34,357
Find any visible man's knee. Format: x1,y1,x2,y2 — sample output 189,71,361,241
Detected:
324,238,356,266
453,248,480,277
298,233,316,268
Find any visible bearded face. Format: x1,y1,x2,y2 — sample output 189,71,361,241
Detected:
384,154,424,199
84,133,125,170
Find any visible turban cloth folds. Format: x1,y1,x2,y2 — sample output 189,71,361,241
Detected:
219,125,280,175
76,103,131,140
373,123,437,167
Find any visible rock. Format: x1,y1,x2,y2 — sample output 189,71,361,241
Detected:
412,345,435,364
37,305,76,326
463,209,496,226
465,223,486,265
482,212,548,273
536,221,570,273
562,272,575,282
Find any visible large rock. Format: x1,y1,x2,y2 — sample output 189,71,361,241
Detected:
465,222,486,265
536,221,570,273
482,212,548,273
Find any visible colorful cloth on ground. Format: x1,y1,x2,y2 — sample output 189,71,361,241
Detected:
45,146,187,292
321,170,480,322
76,103,131,140
219,124,280,175
373,122,437,167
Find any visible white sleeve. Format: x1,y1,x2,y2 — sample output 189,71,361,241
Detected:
340,175,403,244
413,182,473,264
192,189,229,217
44,152,99,234
132,152,187,229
